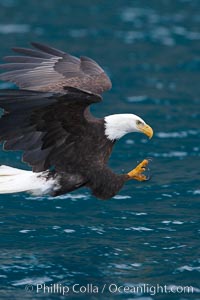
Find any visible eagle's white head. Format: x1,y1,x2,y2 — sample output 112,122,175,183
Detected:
104,114,153,141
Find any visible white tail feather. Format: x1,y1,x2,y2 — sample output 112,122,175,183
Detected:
0,165,55,195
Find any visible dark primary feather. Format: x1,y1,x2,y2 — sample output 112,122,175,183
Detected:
31,42,66,56
0,42,112,94
12,47,53,58
0,87,102,172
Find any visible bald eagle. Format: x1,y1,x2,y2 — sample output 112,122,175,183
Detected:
0,42,153,200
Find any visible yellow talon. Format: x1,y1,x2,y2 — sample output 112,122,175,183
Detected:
127,159,149,181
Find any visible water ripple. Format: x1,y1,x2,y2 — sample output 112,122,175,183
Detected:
0,24,30,34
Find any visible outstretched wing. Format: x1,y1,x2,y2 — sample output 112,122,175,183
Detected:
0,42,112,94
0,87,101,172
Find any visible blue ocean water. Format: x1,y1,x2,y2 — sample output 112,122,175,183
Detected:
0,0,199,299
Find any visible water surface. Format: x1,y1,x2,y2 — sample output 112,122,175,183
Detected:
0,0,199,299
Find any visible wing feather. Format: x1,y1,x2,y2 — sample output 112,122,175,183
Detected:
12,47,54,58
0,42,112,94
3,56,46,63
0,87,101,172
31,42,66,56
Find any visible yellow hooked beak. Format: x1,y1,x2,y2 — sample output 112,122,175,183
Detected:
137,123,153,139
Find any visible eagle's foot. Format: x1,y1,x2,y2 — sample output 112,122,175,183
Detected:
127,159,149,181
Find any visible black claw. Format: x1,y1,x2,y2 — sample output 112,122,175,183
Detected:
146,157,153,162
145,175,151,181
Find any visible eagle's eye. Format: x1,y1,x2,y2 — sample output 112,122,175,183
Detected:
136,120,143,126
